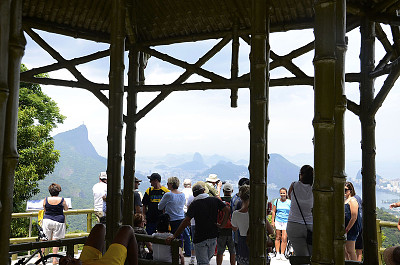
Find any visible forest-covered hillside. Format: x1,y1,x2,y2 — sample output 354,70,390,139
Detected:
377,207,400,248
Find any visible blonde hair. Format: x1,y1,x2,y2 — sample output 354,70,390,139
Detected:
167,176,180,189
239,184,250,201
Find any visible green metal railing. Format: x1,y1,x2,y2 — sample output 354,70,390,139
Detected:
9,209,94,260
9,209,182,265
10,209,94,244
376,219,398,265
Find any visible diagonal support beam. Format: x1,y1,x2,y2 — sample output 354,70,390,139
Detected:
20,49,110,77
23,27,109,106
346,99,360,116
270,51,308,77
370,55,400,78
133,36,231,122
375,23,395,56
270,41,314,77
376,50,394,70
370,58,400,115
391,26,400,58
139,38,230,82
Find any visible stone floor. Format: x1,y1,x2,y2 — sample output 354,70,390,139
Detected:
184,252,290,265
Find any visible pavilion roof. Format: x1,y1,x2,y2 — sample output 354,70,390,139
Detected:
22,0,400,46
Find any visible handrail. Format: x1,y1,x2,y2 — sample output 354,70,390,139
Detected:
9,234,182,265
9,237,88,258
11,209,94,234
10,209,182,265
135,234,182,265
376,219,398,265
10,212,399,265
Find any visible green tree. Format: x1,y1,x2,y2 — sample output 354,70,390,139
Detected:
11,64,65,237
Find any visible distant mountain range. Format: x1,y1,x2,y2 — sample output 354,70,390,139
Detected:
34,124,302,196
32,124,399,231
30,125,307,230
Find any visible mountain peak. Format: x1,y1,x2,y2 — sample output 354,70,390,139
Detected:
53,124,102,159
193,152,204,163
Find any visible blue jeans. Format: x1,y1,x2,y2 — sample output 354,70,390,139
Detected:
191,225,196,253
194,238,217,265
182,227,191,255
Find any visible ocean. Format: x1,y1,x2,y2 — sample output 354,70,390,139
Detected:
376,189,400,209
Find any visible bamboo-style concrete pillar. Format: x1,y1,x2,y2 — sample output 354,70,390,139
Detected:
333,0,347,264
359,17,378,265
0,0,25,263
313,0,336,264
122,48,140,226
106,0,126,243
230,19,239,108
249,0,268,264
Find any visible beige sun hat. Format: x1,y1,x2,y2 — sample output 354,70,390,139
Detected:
206,173,219,182
384,246,400,265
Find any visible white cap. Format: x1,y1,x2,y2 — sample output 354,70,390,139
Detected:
99,172,107,180
223,183,233,192
183,179,191,185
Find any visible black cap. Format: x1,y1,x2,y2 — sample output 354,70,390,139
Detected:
238,177,249,187
147,173,161,182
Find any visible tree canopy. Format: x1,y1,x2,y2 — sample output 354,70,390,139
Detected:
12,65,65,237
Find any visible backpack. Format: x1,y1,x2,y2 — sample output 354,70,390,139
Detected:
217,198,232,228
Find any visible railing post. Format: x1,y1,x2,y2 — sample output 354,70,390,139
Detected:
171,240,180,265
376,219,382,265
87,213,92,233
66,243,74,258
28,216,32,255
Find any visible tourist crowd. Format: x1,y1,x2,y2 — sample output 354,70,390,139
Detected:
48,165,368,265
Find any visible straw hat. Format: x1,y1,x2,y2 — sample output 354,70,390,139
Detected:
384,246,400,265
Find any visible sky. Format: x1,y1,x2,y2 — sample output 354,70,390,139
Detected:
21,26,400,179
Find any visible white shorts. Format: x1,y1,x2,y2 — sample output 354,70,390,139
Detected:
42,218,66,240
275,221,287,231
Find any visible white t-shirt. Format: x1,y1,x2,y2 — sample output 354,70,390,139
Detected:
152,232,173,263
92,182,107,211
231,210,249,236
182,187,193,213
